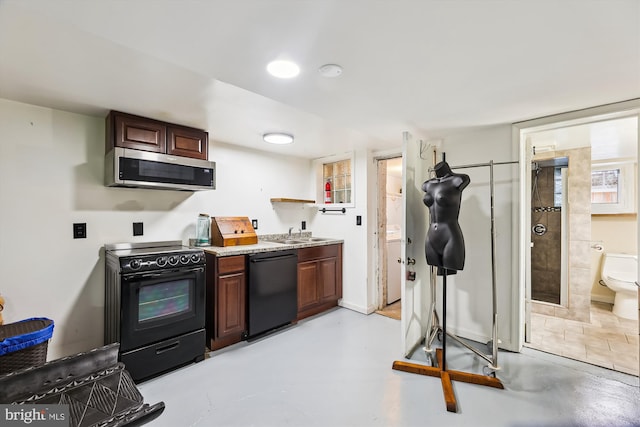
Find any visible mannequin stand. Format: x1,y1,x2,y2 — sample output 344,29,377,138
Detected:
392,271,503,413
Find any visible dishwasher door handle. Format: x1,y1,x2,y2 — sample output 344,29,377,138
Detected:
250,254,297,263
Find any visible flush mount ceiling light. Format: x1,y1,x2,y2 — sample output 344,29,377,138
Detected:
263,132,294,145
266,60,300,78
318,63,343,78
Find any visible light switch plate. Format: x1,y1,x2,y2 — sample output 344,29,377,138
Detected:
133,222,144,236
73,223,86,239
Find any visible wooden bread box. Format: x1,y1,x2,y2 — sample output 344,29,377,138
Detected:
210,216,258,247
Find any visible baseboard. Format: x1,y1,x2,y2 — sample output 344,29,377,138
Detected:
591,294,614,305
338,300,375,314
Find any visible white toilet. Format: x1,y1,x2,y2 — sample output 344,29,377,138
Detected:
600,253,638,320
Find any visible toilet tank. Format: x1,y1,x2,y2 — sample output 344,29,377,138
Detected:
602,253,637,282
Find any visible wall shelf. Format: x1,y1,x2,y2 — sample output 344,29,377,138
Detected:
270,198,316,204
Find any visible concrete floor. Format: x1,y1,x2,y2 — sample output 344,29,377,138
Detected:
138,307,639,427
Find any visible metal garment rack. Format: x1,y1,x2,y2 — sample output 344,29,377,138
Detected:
423,159,518,373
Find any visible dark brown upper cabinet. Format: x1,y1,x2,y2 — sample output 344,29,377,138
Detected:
106,111,209,160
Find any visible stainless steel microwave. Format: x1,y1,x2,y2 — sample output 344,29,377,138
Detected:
105,147,216,191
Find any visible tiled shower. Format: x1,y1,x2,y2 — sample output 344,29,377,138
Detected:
531,164,564,304
530,147,592,323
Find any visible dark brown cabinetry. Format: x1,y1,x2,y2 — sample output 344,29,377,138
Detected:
106,111,208,160
297,244,343,320
205,254,246,351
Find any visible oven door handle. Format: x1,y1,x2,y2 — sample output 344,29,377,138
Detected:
124,266,204,280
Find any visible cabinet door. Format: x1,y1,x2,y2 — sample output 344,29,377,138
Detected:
167,126,208,160
297,261,320,311
217,272,246,338
113,113,166,153
318,257,338,301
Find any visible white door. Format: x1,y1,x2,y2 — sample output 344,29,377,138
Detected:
387,239,402,303
401,131,435,356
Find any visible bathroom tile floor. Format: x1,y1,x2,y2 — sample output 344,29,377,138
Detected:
526,301,639,376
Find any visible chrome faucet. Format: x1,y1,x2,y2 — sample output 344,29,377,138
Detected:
288,227,294,238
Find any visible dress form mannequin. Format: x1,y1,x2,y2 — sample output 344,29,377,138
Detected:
393,160,503,412
422,161,470,275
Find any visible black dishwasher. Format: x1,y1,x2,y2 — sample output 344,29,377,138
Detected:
248,250,298,337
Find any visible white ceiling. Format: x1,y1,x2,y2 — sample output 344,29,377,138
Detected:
1,1,639,159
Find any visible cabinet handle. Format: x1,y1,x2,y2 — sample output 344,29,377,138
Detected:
397,258,402,264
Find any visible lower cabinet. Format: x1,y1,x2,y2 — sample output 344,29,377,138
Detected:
205,243,343,351
297,244,343,320
205,254,247,351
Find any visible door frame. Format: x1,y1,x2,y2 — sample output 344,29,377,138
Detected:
512,98,640,350
375,152,403,311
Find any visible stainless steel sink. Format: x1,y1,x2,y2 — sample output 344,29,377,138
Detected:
269,239,306,244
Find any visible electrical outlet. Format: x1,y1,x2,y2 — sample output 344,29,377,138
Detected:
73,223,86,239
133,222,144,236
301,221,306,230
251,219,258,230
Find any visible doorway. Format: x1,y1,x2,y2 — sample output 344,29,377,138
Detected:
376,156,403,320
517,103,639,376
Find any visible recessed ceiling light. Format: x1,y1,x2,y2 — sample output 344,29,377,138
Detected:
263,132,294,144
267,60,300,78
318,63,343,78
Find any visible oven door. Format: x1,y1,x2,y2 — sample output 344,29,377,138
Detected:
120,266,205,352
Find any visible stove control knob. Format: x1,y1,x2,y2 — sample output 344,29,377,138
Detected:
190,253,200,263
168,255,179,266
180,255,190,264
156,256,167,267
129,259,142,270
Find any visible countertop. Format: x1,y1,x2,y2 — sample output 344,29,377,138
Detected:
197,235,344,256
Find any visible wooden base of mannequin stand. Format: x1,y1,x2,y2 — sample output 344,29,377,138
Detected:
392,271,503,413
392,349,503,412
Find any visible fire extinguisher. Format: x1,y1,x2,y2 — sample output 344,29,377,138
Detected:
324,180,332,204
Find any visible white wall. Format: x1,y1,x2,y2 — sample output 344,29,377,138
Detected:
438,125,519,350
310,149,374,314
0,98,317,359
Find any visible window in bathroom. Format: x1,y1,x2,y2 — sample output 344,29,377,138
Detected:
591,161,637,214
591,168,620,204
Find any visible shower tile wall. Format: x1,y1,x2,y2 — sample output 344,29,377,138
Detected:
532,147,592,323
531,166,562,304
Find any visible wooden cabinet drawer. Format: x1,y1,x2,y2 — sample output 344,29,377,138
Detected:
217,255,246,274
298,244,339,262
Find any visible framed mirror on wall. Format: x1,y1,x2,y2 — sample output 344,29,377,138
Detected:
591,161,637,214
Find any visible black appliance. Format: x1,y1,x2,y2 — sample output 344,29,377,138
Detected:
248,250,298,337
105,147,216,191
105,241,206,382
